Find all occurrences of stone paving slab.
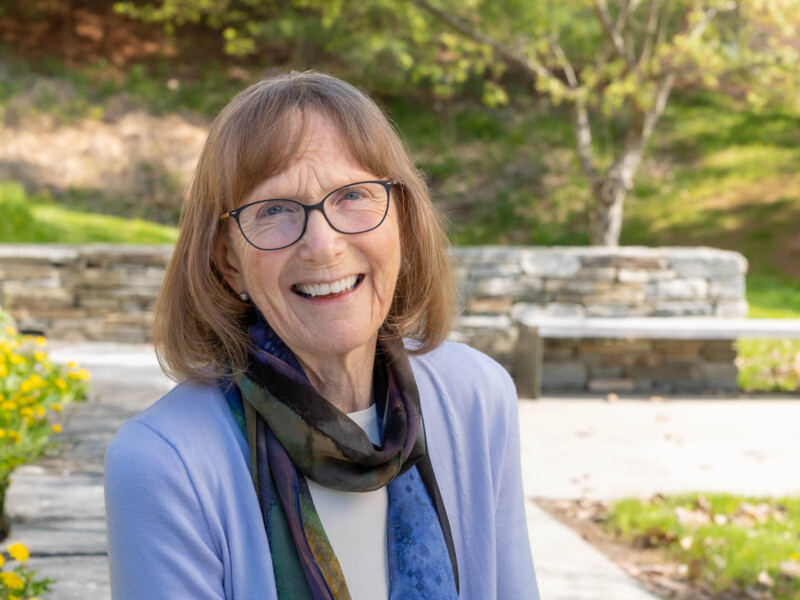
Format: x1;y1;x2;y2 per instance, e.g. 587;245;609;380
518;395;800;500
527;501;658;599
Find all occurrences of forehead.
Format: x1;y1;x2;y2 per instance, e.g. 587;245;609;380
245;114;376;202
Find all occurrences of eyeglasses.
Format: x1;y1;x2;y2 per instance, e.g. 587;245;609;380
220;180;394;251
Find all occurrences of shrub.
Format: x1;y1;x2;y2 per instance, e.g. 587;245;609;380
0;325;89;540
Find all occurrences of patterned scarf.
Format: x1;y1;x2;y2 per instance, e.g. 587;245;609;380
225;317;459;599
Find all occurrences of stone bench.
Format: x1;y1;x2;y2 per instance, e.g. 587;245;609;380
513;309;800;397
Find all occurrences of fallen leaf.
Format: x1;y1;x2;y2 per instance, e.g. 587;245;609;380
780;561;800;579
757;571;774;588
676;506;712;526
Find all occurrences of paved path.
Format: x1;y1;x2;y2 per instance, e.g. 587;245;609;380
6;342;799;599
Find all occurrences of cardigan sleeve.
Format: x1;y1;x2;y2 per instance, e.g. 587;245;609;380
104;421;226;600
493;370;541;600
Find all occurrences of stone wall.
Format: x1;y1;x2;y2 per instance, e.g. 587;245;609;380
449;246;748;393
0;245;170;343
0;244;749;392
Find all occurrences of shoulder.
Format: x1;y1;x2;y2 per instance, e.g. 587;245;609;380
409;340;516;408
408;341;518;441
104;382;247;484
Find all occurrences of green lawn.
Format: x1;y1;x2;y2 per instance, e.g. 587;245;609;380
0;181;176;244
607;493;800;599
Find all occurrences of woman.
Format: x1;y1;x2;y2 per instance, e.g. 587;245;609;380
104;72;539;600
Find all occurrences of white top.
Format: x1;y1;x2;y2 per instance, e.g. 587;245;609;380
306;405;389;600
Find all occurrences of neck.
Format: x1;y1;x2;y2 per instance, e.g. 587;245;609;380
293;344;376;414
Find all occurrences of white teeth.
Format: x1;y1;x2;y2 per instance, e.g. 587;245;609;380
296;275;358;297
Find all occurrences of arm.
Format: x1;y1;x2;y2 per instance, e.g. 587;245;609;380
104;422;226;599
494;372;541;600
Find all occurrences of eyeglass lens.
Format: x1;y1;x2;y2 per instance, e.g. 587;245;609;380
236;181;389;250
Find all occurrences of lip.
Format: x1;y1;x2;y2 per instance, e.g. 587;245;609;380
291;274;364;300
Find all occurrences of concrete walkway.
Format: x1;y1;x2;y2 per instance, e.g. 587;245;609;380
6;342;799;599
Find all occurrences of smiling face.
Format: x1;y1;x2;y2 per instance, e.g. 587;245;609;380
214;114;401;364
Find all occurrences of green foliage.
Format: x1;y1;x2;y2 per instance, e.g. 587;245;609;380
607;493;800;599
0;326;89;481
0;181;177;244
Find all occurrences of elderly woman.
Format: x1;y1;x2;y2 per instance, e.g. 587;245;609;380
104;72;538;600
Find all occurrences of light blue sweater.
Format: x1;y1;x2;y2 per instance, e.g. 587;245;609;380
104;342;540;599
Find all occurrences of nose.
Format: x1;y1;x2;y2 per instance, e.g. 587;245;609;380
297;207;346;261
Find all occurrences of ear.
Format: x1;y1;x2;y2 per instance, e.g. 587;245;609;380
213;227;246;295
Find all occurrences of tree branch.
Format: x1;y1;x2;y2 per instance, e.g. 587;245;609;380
407;0;556;85
573;101;600;192
594;0;635;70
637;0;663;71
551;39;579;88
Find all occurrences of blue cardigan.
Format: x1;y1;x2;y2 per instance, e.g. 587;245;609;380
104;342;540;599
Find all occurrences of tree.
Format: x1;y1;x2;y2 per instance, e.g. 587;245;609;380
116;0;800;245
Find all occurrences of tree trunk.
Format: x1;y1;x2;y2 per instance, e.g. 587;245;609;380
590;174;628;246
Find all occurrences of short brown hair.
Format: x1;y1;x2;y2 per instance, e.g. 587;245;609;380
154;71;456;384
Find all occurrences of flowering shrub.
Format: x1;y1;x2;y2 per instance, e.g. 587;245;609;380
0;541;53;599
0;325;89;540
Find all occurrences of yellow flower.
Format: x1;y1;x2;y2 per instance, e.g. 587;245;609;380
33;350;47;363
0;364;7;377
3;326;17;337
19;407;34;418
68;368;90;381
0;552;4;567
792;553;799;561
51;402;63;413
8;354;24;365
54;378;67;390
23;416;34;427
0;429;5;438
66;360;78;370
7;431;21;443
52;424;63;434
34;336;47;347
1;401;18;412
34;405;45;418
19;375;43;394
7;542;29;562
0;571;24;589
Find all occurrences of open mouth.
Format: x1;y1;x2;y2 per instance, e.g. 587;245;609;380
292;274;363;299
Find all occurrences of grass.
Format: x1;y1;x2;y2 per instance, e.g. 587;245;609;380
0;181;176;244
607;493;800;599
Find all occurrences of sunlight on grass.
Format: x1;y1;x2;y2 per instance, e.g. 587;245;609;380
0;181;177;244
607;493;800;599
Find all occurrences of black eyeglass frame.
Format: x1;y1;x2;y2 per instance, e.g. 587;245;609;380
219;179;394;251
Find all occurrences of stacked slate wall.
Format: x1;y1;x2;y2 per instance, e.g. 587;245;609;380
450;246;748;393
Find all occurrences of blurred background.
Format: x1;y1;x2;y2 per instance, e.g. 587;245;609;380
0;0;798;392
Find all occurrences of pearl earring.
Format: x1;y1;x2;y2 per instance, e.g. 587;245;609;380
239;292;250;302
